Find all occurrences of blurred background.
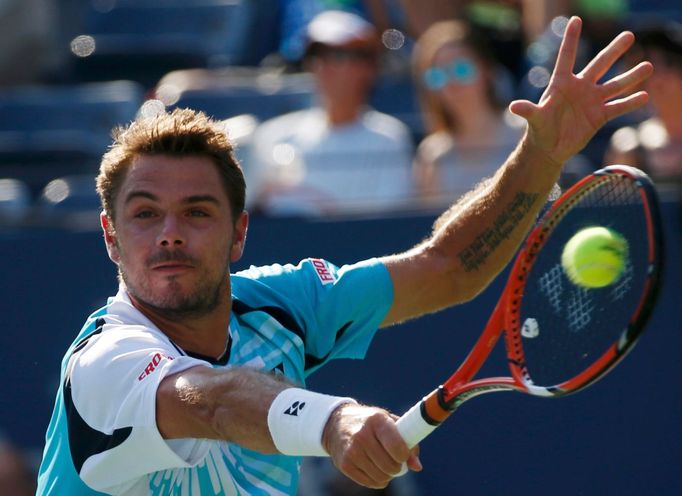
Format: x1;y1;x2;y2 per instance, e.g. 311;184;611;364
0;1;680;495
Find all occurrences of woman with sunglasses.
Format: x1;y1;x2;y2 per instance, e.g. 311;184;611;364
412;19;525;208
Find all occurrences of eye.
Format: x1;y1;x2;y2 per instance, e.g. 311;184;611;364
188;209;209;217
134;209;156;219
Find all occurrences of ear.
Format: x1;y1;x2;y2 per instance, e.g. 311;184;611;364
101;212;120;264
230;211;249;263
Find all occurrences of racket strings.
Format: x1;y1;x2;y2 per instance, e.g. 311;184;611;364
513;174;651;389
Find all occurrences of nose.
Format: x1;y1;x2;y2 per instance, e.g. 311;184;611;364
157;215;185;247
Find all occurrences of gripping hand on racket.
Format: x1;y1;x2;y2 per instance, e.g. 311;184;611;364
510;16;653;166
322;403;422;489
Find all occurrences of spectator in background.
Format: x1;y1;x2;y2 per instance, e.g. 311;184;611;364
249;10;414;216
277;0;393;65
411;19;525;208
0;437;36;496
605;21;682;184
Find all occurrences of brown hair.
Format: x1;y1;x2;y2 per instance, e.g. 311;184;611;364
97;108;245;224
412;20;500;134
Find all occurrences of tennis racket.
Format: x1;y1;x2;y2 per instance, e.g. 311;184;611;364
396;164;664;459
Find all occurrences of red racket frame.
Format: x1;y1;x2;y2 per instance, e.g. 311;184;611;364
410;165;664;430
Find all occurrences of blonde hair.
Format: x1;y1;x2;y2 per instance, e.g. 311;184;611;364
412;20;500;134
97;108;245;223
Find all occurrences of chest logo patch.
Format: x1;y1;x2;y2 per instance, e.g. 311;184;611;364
311;258;335;285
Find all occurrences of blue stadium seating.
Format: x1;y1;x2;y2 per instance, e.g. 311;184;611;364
0;80;144;193
0;178;32;223
69;0;264;87
158;66;425;140
370;72;425;142
39;174;99;211
157;68;316;122
36;174;101;229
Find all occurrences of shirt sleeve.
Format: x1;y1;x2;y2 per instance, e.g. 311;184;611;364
236;258;394;374
65;325;212;494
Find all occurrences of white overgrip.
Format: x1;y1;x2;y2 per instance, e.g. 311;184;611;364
395;400;438;448
394;400;439;476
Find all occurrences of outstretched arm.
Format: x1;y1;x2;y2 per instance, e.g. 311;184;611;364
157;366;420;489
381;17;653;326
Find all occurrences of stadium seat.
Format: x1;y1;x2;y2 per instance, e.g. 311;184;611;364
39;174;99;211
370;72;425;143
69;0;259;87
0;80;144;194
155;67;316;122
0;178;32;223
35;174;101;228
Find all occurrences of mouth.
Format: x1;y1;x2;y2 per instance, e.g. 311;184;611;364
151;263;194;273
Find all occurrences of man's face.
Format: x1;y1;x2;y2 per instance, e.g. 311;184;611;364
644;48;682;114
311;44;378;99
102;154;247;318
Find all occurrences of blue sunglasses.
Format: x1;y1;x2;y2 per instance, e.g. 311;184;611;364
423;58;478;90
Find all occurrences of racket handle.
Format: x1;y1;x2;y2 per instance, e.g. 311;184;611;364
395;387;456;477
394;398;440;477
395;400;438;449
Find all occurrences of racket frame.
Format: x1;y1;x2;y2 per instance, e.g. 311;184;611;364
396;165;664;449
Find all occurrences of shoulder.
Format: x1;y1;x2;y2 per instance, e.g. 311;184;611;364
232;258;389;305
416;131;454;165
361;108;412;142
253;108;320;141
68;322;177;384
67;294;184;382
233;259;338;297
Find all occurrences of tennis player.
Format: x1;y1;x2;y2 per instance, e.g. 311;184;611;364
37;17;651;495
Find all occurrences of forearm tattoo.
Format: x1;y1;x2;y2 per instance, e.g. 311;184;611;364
458;191;539;272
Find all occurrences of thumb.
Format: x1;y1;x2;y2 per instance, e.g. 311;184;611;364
509;99;537;121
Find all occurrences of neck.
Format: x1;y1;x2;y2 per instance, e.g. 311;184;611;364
657;106;682;139
129;292;232;360
454;106;500;142
322;94;364;127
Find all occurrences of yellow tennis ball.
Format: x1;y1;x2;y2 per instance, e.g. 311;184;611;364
561;226;628;288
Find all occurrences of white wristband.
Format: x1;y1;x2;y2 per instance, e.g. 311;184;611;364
267;388;356;457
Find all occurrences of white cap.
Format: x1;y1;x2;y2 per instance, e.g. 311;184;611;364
306;10;378;48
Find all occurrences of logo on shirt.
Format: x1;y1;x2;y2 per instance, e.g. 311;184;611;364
137;352;174;381
311;259;335;285
284;400;306;416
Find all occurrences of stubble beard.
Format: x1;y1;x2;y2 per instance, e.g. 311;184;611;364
119;257;231;320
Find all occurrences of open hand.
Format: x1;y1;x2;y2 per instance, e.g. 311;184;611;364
510;16;653;165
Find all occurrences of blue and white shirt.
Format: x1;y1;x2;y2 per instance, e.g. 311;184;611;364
37;258;393;495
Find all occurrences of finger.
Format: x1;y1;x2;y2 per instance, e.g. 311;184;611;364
600;61;653;100
553;16;582;77
364;430;404;476
604;91;649;121
343;461;384;489
509;99;538;121
580;31;635;82
336;440;391;489
406;445;423;472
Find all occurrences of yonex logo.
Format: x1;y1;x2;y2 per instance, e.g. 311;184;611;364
284;401;306;416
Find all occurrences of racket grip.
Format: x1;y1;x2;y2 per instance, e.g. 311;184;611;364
395;400;438;449
394;399;439;477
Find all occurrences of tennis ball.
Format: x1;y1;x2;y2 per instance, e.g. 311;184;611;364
561;226;628;288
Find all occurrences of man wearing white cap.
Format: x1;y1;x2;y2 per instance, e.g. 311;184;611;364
250;10;415;216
